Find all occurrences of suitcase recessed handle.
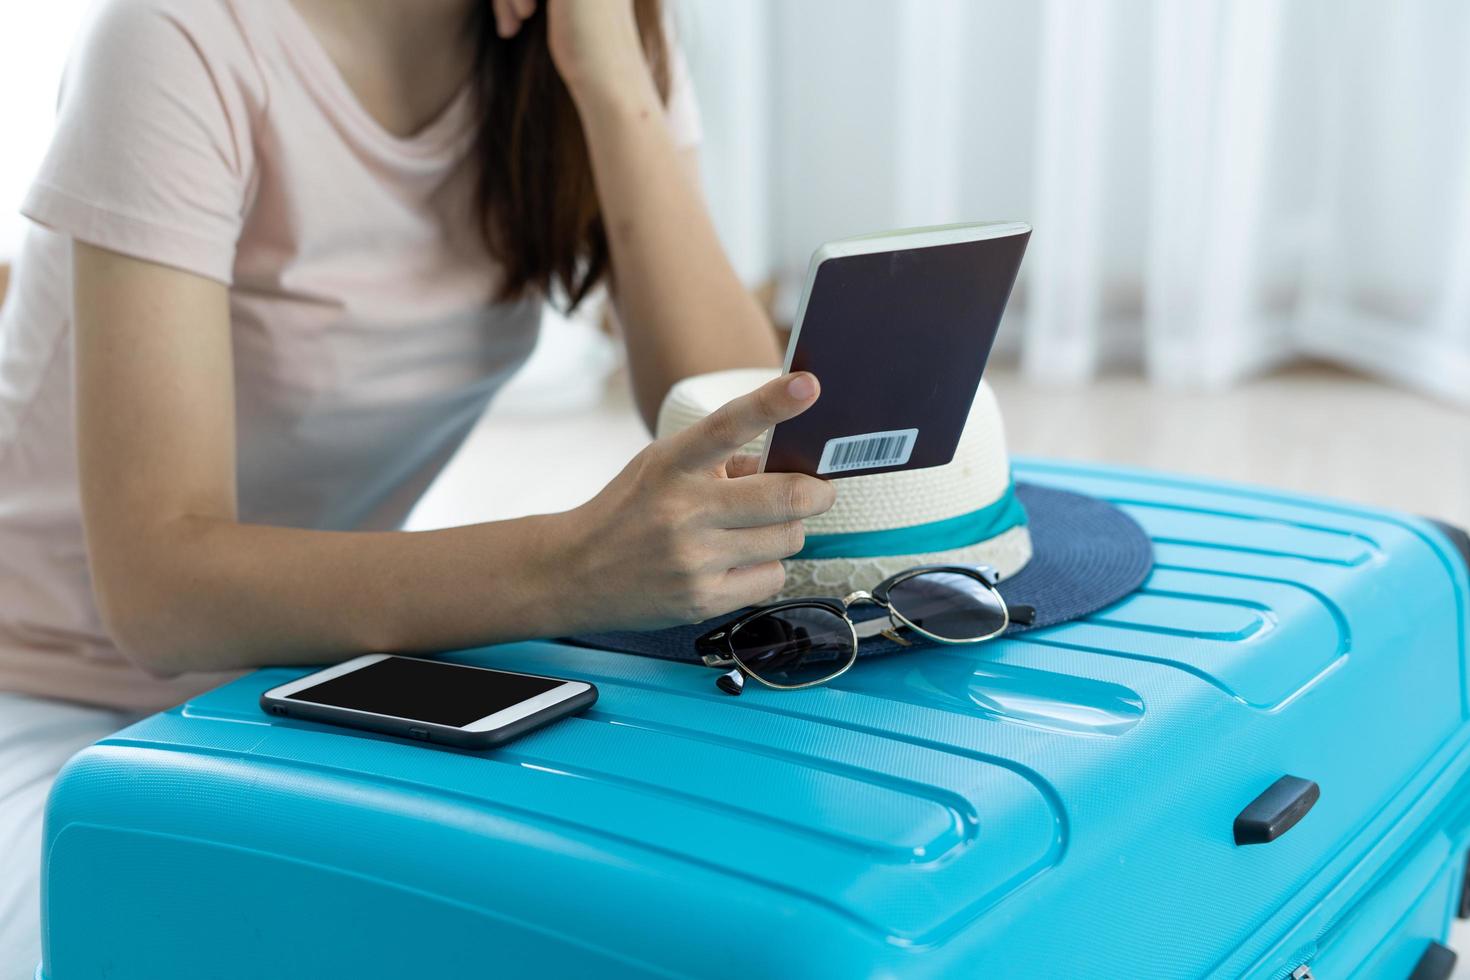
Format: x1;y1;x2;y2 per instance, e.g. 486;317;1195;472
1234;776;1319;845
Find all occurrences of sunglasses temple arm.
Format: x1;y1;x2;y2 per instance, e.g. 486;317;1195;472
715;668;745;696
1007;603;1037;626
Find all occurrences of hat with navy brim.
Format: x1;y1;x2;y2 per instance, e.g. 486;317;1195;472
566;369;1152;663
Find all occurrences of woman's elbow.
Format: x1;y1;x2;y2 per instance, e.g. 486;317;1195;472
91;574;194;679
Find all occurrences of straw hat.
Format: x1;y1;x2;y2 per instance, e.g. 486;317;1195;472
567;368;1152;660
657;367;1033;600
627;366;1154;644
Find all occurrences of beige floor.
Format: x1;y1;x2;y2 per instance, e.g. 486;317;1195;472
411;361;1470;531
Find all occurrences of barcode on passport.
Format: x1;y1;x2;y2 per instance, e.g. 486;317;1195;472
816;428;919;475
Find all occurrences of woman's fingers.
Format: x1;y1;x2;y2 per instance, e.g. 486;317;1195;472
718;561;788;611
669;373;820;474
724;453;762;479
719;521;809;568
566;372;825;630
717;472;836;528
492;0;537;38
492;0;516;37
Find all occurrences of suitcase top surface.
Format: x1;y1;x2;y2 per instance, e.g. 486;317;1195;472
44;459;1470;979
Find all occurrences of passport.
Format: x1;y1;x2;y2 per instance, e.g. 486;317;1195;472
760;222;1031;479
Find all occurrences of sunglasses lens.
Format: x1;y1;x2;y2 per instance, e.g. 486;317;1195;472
887;570;1008;640
729;604;855;689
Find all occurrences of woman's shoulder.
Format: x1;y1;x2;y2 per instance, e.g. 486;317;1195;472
60;0;268;142
24;0;267;283
77;0;264;95
86;0;247;36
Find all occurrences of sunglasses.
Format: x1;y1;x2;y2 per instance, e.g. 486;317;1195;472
695;564;1035;695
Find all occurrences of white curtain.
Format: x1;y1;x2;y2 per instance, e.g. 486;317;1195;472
679;0;1470;405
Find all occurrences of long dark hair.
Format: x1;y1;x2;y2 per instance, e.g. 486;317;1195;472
468;2;670;311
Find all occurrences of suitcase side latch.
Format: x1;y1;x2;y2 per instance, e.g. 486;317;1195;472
1234;775;1320;846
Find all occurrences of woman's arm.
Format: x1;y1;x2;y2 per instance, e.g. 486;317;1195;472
592;120;777;431
518;0;783;429
74;243;832;677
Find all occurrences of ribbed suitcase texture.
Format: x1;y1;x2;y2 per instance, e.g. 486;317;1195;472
38;460;1470;979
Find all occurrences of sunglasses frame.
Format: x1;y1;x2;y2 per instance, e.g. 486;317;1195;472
695;564;1011;692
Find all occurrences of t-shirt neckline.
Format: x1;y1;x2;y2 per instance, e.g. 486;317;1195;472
268;0;476;161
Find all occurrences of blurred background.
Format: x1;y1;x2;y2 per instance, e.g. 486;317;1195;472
681;0;1470;399
2;2;1469;964
1;0;1466;533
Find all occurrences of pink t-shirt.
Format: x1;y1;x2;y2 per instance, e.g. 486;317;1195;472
0;0;701;712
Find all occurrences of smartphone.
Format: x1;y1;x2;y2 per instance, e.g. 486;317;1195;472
761;221;1030;478
259;654;597;749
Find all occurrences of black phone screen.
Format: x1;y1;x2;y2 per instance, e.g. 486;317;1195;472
284;657;563;728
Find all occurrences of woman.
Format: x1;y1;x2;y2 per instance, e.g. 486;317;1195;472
0;0;835;970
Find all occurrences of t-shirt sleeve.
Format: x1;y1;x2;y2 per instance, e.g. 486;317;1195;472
663;31;704;150
21;0;255;285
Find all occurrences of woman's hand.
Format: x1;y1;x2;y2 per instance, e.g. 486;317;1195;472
490;0;653;102
553;373;838;632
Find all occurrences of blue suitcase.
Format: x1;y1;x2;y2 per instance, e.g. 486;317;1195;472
37;460;1470;979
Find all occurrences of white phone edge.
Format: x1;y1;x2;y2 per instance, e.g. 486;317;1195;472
260;653;593;734
757;220;1032;475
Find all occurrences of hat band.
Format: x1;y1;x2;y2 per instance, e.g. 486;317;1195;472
792;481;1028;560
